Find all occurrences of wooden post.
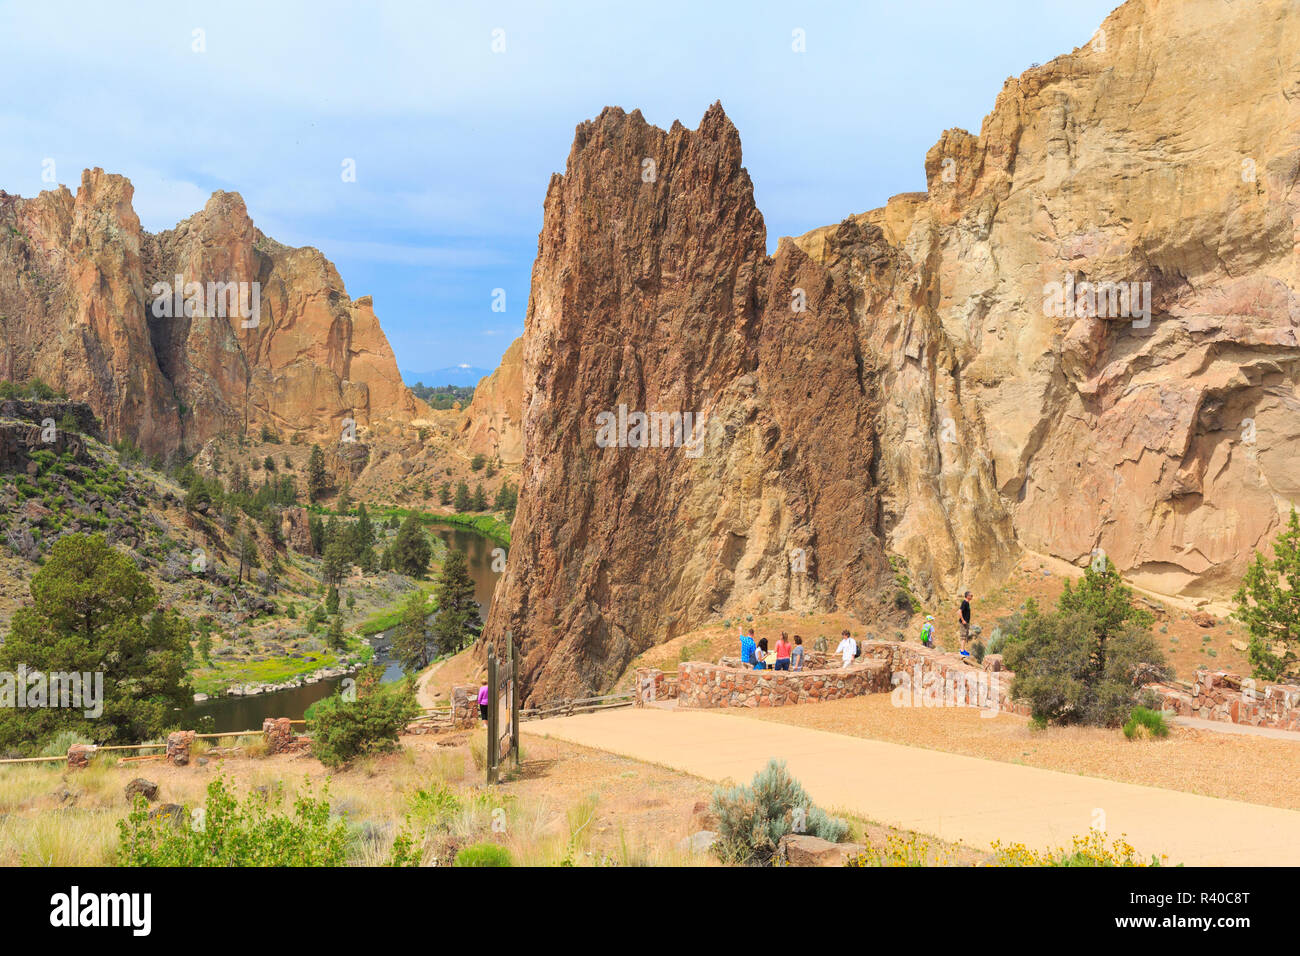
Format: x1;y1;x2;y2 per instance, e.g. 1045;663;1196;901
509;631;520;769
486;642;499;785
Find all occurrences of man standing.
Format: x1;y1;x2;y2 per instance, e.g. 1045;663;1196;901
739;627;757;668
835;629;857;668
958;591;973;658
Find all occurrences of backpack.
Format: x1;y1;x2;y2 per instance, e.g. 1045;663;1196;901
853;639;861;658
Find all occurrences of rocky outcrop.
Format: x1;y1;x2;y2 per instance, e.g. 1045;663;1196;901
459;335;523;463
485;104;898;703
790;0;1300;600
488;0;1300;700
0;172;418;459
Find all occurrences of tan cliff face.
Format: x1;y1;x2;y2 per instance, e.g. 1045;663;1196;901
484;104;898;704
459;335;524;464
485;0;1300;700
0;171;417;457
795;0;1300;601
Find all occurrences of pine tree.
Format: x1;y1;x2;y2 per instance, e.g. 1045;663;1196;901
307;444;329;502
391;590;433;672
390;515;432;578
322;539;349;588
431;549;482;656
237;527;260;584
471;483;488;511
1234;507;1300;680
439;481;452;505
453;480;471;512
263;509;283;548
355;503;375;552
308;513;325;555
327;614;347;650
0;535;192;751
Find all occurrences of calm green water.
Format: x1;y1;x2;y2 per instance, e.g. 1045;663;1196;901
179;525;501;733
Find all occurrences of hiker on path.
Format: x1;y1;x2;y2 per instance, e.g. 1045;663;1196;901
478;683;490;724
958;591;973;658
754;637;770;670
920;615;936;648
835;629;857;668
791;635;805;671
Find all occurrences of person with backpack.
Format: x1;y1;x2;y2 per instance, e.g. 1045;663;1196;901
920;615;936;648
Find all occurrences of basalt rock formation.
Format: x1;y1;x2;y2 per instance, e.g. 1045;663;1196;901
0;170;417;458
490;0;1300;700
485;103;898;703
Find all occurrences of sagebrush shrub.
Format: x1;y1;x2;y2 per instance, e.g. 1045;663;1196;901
710;759;848;866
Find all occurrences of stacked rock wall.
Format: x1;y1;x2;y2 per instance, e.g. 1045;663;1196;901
1146;670;1300;731
676;660;890;709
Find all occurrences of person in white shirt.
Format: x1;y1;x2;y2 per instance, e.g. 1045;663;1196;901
835;629;857;668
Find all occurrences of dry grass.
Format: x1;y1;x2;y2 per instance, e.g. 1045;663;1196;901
416;646;485;708
0;732;723;867
734;693;1300;810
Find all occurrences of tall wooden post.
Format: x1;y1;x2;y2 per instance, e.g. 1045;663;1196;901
486;642;498;785
509;631;520;768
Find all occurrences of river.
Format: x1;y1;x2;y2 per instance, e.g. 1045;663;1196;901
180;524;501;733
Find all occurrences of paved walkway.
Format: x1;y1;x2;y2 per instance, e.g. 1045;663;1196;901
1172;715;1300;741
524;707;1300;865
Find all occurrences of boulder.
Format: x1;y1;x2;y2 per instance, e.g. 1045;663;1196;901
676;831;718;855
777;833;866;867
124;778;159;804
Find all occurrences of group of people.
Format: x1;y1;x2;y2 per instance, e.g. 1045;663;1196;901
737;591;976;671
739;629;806;671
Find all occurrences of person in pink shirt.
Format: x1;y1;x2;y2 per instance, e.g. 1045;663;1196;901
477;683;490;723
774;632;792;671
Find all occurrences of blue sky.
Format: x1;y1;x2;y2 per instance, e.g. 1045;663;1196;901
0;0;1118;378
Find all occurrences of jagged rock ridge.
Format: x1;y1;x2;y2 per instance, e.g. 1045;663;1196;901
0;170;417;458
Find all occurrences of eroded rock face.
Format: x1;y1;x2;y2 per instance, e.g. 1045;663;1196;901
0;173;417;458
459;335;523;464
488;0;1300;700
485;104;897;703
794;0;1300;600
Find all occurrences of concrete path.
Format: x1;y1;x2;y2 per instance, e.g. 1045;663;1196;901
1172;715;1300;741
524;707;1300;865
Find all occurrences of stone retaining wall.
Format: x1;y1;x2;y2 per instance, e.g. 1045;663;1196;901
451;685;480;728
676;660;891;708
858;640;1023;715
1145;669;1300;731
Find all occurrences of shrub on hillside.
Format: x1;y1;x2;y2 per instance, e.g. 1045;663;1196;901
710;759;848;866
1122;706;1170;740
454;842;513;867
307;678;420;768
118;778;348;866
